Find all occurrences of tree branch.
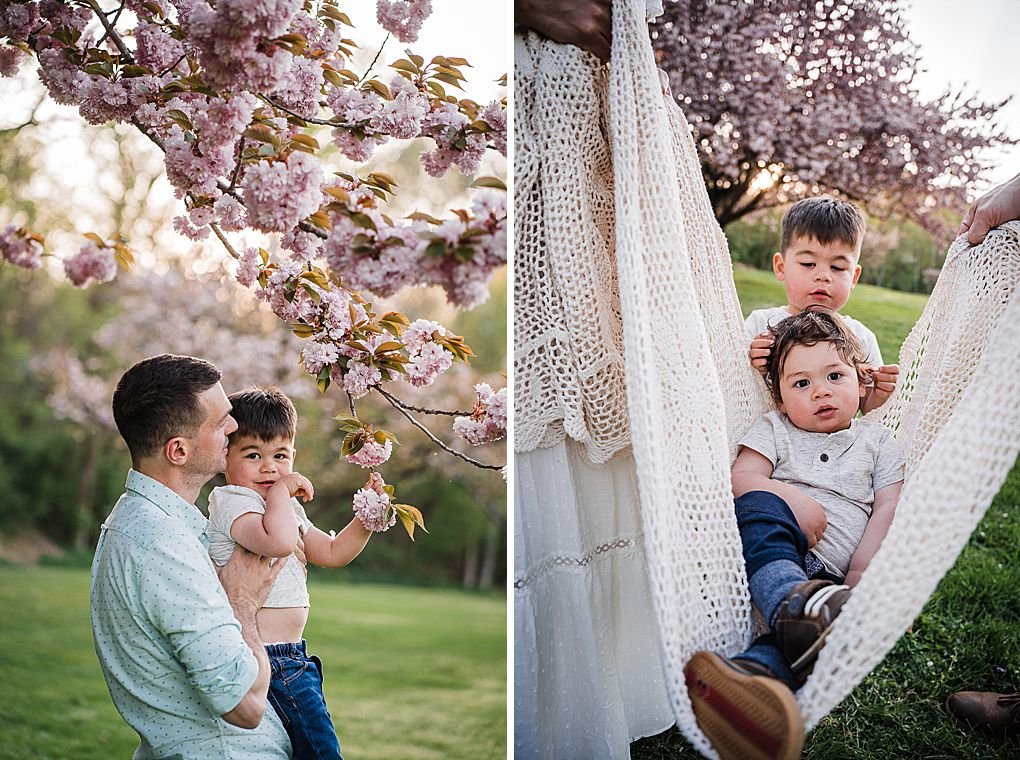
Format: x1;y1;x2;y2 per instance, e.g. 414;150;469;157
374;386;502;471
373;387;469;417
358;35;390;85
84;0;135;64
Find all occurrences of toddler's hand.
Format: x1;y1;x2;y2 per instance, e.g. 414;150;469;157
364;472;387;497
861;364;899;414
749;332;773;376
272;472;315;502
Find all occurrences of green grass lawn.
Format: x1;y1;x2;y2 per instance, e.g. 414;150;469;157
632;266;1020;759
0;569;506;760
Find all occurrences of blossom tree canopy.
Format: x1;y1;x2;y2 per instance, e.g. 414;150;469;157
651;0;1015;233
0;0;507;536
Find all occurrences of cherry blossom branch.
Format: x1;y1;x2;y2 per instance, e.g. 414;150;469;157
83;0;135;64
358;34;391;85
373;388;468;417
374;386;502;470
209;223;240;260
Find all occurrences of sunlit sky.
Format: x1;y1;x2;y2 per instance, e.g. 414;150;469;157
902;0;1020;194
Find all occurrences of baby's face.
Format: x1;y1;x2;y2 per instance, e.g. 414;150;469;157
774;235;862;313
778;342;865;433
224;434;296;498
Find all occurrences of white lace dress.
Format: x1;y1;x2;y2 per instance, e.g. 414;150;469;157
513;2;674;758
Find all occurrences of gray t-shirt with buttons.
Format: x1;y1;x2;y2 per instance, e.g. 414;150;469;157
739;410;904;576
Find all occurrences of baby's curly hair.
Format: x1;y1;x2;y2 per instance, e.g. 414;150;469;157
764;306;868;406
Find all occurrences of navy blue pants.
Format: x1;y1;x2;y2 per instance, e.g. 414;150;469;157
266;641;342;760
732;491;843;689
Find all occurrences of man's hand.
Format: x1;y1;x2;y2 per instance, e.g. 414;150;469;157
218;546;288;614
749;332;774;376
861;364;899;414
959;172;1020;246
515;0;612;61
270;472;314;502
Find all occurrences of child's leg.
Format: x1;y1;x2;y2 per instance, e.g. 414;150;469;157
266;641;342;760
734;491;811;626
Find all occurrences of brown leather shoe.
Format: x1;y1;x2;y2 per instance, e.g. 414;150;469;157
946;690;1020;739
684;650;804;760
773;580;851;684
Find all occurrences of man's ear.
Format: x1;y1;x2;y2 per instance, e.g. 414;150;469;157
164;437;189;467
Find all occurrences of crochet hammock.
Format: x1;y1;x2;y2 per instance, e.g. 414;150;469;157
514;0;1020;755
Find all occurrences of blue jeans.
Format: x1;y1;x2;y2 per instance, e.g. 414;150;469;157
266;641;342;760
732;491;843;690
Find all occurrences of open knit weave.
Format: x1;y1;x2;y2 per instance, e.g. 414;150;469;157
514;0;1020;755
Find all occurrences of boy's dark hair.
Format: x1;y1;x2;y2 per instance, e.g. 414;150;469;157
780;196;866;255
227;386;297;443
764;306;867;406
112;354;222;463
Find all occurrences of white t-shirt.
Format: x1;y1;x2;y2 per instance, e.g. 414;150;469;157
739;410;904;576
206;485;314;608
744;306;884;367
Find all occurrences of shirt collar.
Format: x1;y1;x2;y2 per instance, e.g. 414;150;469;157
125;469;208;539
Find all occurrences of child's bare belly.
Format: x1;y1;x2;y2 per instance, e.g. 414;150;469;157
257;606;309;643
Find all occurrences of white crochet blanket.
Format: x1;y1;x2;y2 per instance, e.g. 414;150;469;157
515;0;1020;754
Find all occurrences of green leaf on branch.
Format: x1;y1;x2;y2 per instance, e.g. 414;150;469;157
364;80;392;100
121;64;153;78
289;321;318;338
432;72;464;91
391;59;420;75
113;243;135;271
349;212;378;231
394;503;428;541
374;429;399;445
290;133;320;152
406;211;442;225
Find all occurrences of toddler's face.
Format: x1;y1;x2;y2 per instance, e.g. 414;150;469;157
773;235;862;313
224;434;296;498
778;341;865;433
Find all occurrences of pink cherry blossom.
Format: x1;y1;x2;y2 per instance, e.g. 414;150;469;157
345;437;393;468
352;486;395;532
235;247;262;287
375;0;432;44
243;152;323;233
0;226;44;269
339;361;382;398
453;383;507;445
301;341;340;376
64;242;117;287
405;342;452;388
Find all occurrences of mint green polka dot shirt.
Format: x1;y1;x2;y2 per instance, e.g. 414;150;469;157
90;470;291;758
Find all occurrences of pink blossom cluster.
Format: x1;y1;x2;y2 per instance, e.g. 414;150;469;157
403;319;453;387
345;436;393;468
235;246;262;287
419;102;487;178
453;383;507;445
271;55;322;117
135;20;187;74
352;486;396;532
301;340;340;376
422;193;508;307
323;211;423;297
0;225;43;270
375;0;432;44
243;152;323;233
64;241;117;287
187;0;297;91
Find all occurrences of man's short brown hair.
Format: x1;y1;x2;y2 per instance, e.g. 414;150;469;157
112;354;222;463
764;306;868;406
780;196;866;255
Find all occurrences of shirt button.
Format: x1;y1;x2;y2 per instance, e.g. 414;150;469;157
820;453;829;462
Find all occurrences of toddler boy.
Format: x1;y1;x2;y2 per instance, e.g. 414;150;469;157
206;386;380;760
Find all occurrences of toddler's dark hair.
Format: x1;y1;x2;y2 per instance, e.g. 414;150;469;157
227;386;297;443
765;306;868;406
780;196;866;255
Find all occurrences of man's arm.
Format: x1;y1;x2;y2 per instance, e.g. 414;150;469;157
959;172;1020;245
217;547;288;728
844;480;902;587
732;446;828;547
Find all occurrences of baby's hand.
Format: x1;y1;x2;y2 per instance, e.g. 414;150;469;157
749;332;773;376
364;472;387;497
272;472;315;502
861;364;899;414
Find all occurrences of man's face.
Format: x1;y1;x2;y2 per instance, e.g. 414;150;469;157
774;235;862;313
184;383;237;480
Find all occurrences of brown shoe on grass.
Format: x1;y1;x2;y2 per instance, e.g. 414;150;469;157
773;580;851;684
946;691;1020;740
684;650;804;760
